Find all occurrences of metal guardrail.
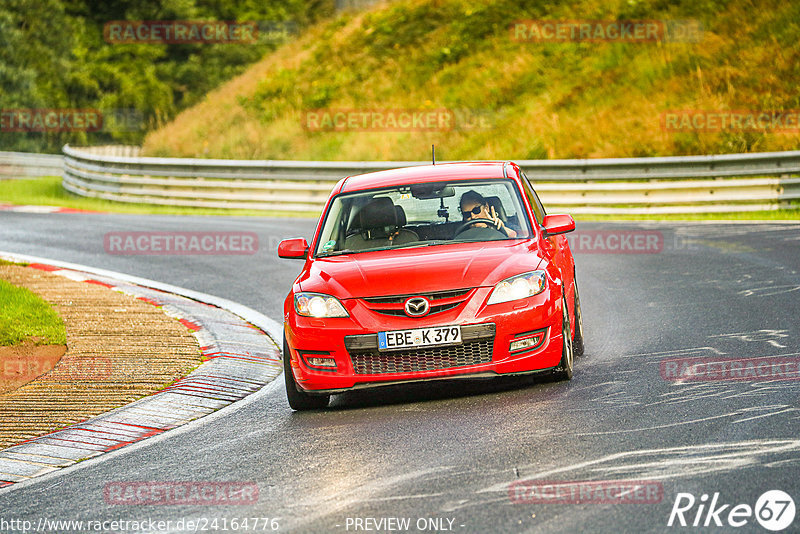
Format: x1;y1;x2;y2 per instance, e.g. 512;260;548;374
69;145;142;158
62;145;800;214
0;151;64;178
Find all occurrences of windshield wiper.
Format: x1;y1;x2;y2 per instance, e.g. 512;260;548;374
317;249;355;257
391;240;451;249
318;241;448;256
449;237;517;244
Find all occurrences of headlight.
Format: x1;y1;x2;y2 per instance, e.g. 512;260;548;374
294;292;349;318
487;270;547;305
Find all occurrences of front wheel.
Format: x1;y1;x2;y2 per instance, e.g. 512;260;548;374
283;338;330;410
552;296;574;381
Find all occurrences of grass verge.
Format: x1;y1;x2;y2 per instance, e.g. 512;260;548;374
0;274;66;346
0;177;321;218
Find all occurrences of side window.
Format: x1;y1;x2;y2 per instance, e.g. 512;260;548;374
520;171;546;225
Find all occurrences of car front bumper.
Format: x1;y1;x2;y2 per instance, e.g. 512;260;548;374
284;286;564;394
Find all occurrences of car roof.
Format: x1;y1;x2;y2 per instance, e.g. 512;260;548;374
340;161;517;192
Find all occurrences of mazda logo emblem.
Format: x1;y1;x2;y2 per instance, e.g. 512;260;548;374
404;297;430;317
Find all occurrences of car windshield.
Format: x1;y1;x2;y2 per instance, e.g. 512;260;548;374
314;179;532;256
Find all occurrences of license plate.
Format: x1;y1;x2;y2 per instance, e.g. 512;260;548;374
378;326;462;352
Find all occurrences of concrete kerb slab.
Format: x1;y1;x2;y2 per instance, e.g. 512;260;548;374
0;251;284;489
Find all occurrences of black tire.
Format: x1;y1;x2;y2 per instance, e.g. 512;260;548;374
572;279;585;357
283;338;330;410
552;295;574;381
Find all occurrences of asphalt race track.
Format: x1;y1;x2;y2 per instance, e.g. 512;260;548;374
1;212;799;533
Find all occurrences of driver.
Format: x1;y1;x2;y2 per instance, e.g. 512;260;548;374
459;191;517;238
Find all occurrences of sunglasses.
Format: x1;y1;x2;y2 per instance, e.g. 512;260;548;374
461;204;485;219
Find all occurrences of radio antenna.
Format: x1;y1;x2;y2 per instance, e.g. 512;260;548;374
432;144;436;165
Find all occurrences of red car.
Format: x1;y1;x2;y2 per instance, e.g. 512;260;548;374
278;161;583;410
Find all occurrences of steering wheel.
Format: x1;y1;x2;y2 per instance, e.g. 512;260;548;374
453;218;503;237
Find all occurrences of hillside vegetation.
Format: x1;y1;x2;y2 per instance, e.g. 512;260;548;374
142;0;800;161
0;0;331;153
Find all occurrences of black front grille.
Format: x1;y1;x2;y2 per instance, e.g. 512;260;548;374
362;288;471;304
350;339;494;375
361;288;473;317
371;302;463;317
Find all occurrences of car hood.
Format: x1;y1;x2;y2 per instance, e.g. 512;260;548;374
298;241;544;299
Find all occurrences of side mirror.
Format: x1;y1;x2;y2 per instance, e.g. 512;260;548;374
542;214;575;237
277;238;309;259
